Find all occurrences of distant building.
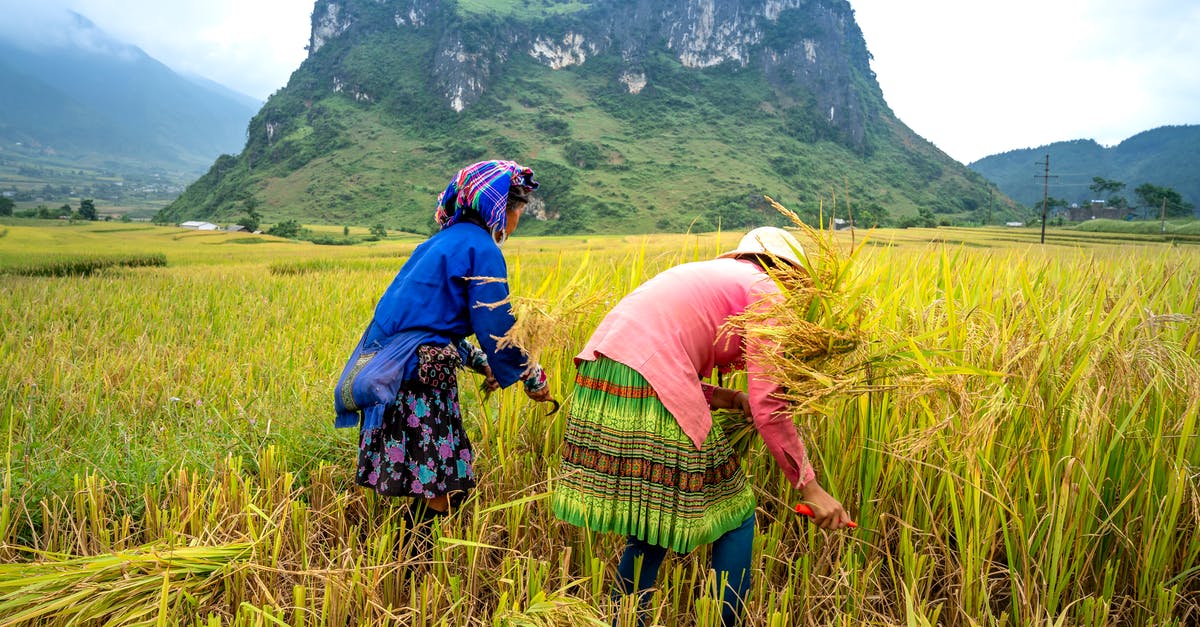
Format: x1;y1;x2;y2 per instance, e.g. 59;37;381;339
1005;221;1025;227
180;221;219;230
1069;200;1123;222
225;224;247;232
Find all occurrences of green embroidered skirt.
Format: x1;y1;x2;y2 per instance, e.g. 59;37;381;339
552;357;756;553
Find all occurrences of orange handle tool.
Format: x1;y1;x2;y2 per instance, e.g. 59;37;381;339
794;503;858;528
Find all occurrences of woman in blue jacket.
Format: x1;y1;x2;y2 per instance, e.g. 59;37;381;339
334;160;552;530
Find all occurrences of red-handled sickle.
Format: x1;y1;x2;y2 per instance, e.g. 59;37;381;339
794;503;858;528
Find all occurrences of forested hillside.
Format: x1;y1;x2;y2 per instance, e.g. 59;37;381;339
970;125;1200;217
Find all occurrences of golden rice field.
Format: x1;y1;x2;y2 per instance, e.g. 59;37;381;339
1;219;1198;626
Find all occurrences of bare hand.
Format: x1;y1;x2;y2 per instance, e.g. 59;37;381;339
525;386;553;403
732;390;752;422
481;366;500;392
799;481;852;530
712;388;753;422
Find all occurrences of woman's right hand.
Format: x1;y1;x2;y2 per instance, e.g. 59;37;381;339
525;385;553;403
798;481;852;530
522;363;551;402
481;366;500;392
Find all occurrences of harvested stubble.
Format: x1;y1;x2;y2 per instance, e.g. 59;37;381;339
0;450;605;626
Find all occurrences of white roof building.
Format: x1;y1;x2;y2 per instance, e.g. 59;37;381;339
180;221;219;230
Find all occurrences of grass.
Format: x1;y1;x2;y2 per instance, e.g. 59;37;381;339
1;219;1198;624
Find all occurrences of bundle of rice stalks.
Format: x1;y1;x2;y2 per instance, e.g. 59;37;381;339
491;589;607;627
730;197;875;415
0;542;251;625
475;253;605;371
733;197;979;418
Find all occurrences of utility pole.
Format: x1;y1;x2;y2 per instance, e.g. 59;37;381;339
1034;154;1058;244
1160;197;1168;234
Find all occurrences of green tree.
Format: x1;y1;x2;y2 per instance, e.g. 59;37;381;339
237;198;261;231
78;199;97;221
1045;196;1069;213
1088;177;1128;209
0;196;13;217
343;225;350;237
898;206;937;229
370;223;388;238
1088;176;1125;196
267;219;304;239
855;202;890;228
237;215;260;232
1134;183;1193;218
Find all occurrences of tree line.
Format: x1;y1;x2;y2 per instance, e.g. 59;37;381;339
1042;177;1194;219
1;198;99;221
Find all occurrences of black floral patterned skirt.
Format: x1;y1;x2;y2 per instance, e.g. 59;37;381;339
356;344;477;499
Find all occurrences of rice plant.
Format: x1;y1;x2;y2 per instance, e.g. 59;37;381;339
1;219;1197;625
3;253;166;277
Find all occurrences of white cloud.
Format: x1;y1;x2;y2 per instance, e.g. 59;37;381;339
852;0;1200;162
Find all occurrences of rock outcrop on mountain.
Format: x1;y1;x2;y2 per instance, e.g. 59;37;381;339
162;0;1009;232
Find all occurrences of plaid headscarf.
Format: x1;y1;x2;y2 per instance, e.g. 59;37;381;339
434;160;539;233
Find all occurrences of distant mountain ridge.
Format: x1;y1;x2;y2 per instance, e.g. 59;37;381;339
0;11;260;175
160;0;1014;233
969;125;1200;216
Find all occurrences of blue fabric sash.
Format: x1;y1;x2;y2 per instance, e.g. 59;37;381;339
333;324;428;431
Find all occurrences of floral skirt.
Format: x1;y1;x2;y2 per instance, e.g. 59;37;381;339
356;344;476;499
551;357;755;554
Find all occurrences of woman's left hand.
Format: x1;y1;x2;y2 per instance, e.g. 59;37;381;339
732;390;752;421
713;388;752;421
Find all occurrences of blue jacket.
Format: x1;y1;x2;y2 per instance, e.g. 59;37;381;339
334;222;529;429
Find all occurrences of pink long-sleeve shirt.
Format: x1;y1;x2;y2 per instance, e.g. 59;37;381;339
575;258;816;489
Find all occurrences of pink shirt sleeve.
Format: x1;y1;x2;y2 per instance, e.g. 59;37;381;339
744;284;816;489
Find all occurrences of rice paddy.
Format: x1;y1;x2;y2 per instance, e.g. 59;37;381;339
1;219;1198;625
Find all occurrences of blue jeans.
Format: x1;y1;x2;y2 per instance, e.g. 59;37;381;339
614;512;755;627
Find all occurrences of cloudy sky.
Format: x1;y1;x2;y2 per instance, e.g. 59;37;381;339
0;0;312;101
852;0;1200;162
2;0;1197;164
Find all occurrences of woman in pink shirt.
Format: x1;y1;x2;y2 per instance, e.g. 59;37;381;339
552;227;851;626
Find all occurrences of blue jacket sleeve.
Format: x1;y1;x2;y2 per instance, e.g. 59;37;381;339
456;338;489;375
464;249;531;388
